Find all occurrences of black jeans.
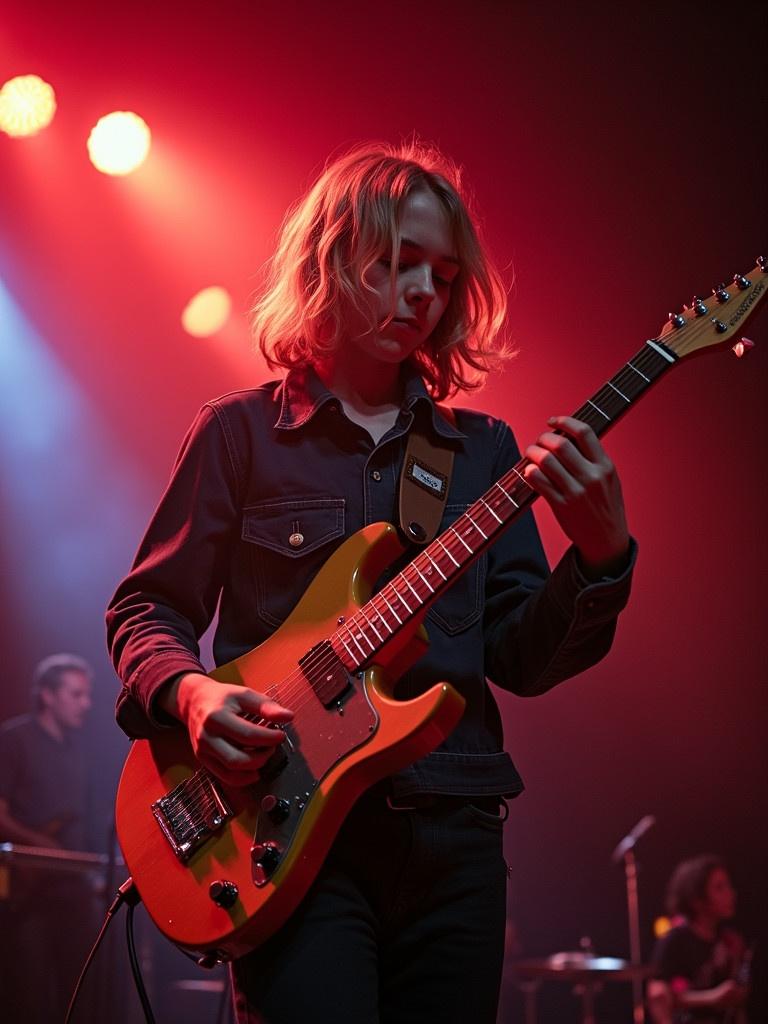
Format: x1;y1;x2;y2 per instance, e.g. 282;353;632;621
231;785;508;1024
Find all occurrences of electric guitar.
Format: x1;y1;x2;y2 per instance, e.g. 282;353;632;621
115;260;766;962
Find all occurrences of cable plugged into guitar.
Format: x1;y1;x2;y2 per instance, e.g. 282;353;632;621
65;876;159;1024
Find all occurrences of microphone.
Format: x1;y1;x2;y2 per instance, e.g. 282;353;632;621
611;815;655;863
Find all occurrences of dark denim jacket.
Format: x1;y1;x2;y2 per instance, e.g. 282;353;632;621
106;368;635;797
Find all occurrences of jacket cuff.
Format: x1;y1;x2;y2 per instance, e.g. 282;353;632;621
548;537;638;623
117;652;207;738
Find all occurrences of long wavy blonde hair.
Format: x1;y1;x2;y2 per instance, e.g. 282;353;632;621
251;141;511;400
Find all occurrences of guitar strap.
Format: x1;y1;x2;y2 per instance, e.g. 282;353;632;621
398;405;457;545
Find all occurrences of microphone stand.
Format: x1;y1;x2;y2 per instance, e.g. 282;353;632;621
612;815;654;1024
623;846;644;1024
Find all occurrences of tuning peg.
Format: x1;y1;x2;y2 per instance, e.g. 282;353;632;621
668;312;686;329
732;337;755;358
733;273;751;290
713;284;730;303
692;296;708;317
757;256;766;272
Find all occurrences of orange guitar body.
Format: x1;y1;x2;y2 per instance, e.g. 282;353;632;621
115;521;465;960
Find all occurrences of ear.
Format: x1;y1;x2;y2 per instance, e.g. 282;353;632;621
39;685;56;711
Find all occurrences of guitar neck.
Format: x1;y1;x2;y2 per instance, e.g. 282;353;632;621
331;338;678;671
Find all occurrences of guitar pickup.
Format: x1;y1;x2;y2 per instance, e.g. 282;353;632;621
152;772;233;862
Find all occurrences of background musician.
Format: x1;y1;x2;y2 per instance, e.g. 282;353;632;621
0;653;95;1022
647;854;750;1024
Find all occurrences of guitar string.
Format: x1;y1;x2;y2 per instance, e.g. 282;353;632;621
166;341;677;816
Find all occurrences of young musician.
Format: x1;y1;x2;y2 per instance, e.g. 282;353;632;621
107;142;635;1022
648;855;750;1024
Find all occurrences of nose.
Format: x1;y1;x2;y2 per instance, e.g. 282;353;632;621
406;265;436;305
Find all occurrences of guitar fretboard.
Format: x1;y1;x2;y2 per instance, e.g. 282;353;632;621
330;339;677;671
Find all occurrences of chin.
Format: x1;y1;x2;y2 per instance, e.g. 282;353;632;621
376;340;418;361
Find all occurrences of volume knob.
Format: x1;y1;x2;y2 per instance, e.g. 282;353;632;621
209;879;239;908
260;794;291;823
251;842;282;885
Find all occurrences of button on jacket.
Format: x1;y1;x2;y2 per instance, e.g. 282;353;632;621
107;367;635;798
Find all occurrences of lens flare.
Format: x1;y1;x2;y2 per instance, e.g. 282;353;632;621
87;111;151;176
181;287;233;337
0;74;57;137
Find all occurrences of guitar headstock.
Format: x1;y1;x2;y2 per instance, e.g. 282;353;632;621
657;258;766;359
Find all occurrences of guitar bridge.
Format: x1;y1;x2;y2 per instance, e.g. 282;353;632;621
152;772;233;862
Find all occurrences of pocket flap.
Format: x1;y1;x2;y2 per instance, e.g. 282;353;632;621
242;498;345;558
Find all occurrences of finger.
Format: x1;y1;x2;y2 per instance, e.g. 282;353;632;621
198;736;272;786
524;443;581;495
546;416;606;462
257;699;295;722
212;713;289;746
530;432;592;480
523;461;569;505
237;689;294;721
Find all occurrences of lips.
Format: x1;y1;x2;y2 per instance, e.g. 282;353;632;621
391;317;421;331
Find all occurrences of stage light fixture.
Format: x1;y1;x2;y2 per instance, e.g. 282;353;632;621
87;111;151;175
181;287;233;337
0;74;57;137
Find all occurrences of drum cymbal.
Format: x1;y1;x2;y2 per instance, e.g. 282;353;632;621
511;955;651;983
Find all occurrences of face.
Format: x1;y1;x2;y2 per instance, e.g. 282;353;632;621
699;867;736;921
43;670;92;731
352;188;460;364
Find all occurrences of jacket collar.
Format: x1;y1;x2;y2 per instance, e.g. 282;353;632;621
274;365;466;440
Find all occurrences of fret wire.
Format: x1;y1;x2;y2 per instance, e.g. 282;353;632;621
480;496;502;524
626;360;651;383
612;363;643;389
494;480;519;509
357;604;384;642
345;625;370;659
368;593;394;633
451;526;473;554
338;635;356;664
606;380;630;403
380;591;402;626
424;550;447;581
401;569;422;603
586;398;611;421
389;582;412;615
466;511;488;540
435;536;460;567
413;562;435;594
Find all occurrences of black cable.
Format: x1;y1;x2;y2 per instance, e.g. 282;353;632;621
126;899;157;1024
65;877;139;1024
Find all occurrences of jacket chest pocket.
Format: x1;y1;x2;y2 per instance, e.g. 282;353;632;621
426;503;486;635
241;498;345;629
